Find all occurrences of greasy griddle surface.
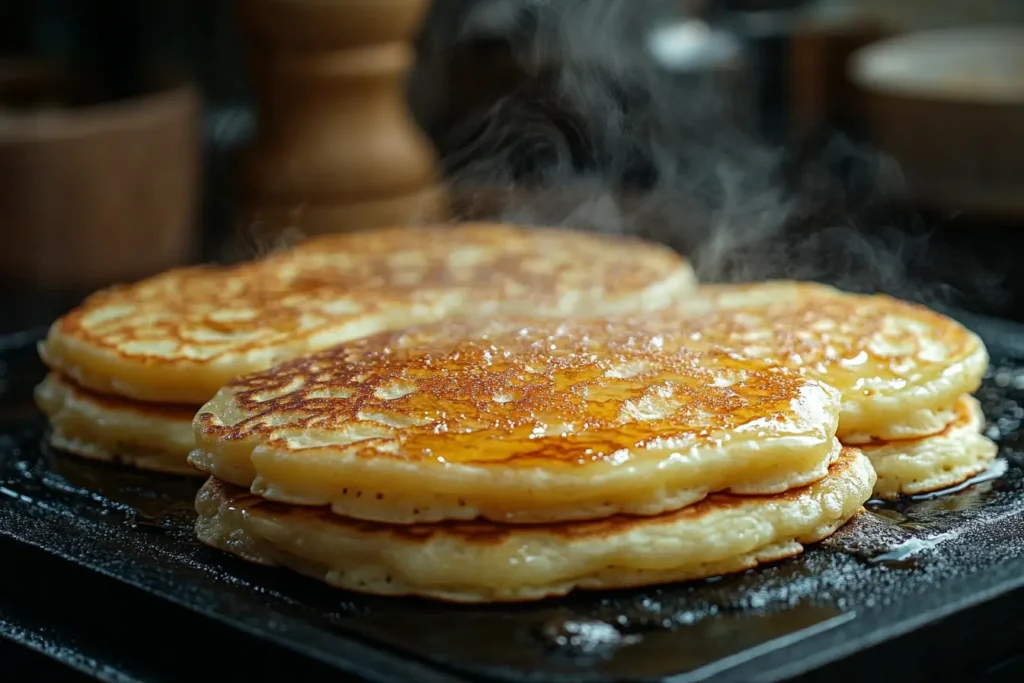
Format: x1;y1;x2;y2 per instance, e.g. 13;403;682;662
2;331;1024;682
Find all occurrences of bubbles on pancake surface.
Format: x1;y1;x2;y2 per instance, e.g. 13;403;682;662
202;316;827;470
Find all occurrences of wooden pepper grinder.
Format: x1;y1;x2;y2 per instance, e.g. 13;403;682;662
234;0;447;241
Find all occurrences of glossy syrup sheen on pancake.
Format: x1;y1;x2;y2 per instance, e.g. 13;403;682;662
194;448;875;602
668;281;989;440
39;224;697;405
191;316;842;524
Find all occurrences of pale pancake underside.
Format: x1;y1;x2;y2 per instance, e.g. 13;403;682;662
34;373;200;477
39;224;698;405
191;317;843;524
861;394;998;499
672;281;990;441
195;449;875;603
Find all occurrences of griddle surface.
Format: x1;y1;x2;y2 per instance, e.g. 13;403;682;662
3;320;1024;682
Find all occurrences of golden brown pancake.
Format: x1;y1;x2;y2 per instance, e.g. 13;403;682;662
194;448;874;602
669;281;989;442
190;316;843;524
34;373;199;477
39;224;697;405
860;394;998;498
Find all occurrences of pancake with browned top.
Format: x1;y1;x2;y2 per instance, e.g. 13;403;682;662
194;448;874;602
190;316;843;524
671;281;989;443
40;223;697;406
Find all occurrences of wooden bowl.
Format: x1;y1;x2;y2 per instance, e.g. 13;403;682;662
849;26;1024;219
0;61;200;291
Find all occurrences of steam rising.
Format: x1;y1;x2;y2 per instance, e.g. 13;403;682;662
413;0;1003;309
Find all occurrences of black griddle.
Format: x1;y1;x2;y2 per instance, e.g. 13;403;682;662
3;314;1024;683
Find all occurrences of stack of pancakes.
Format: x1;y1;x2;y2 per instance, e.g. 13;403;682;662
35;224;697;476
32;224;996;602
190;317;874;602
669;281;995;499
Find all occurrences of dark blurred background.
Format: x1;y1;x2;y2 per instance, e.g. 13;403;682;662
0;0;1022;331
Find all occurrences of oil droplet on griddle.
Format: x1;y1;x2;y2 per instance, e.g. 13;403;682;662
535;617;641;657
